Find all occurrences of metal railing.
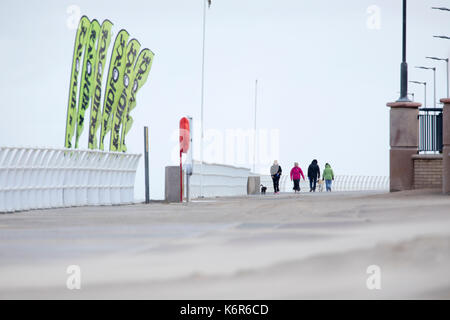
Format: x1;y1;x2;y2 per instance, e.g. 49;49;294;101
260;175;389;193
419;108;443;153
0;147;141;213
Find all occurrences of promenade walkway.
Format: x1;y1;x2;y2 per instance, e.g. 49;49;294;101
1;190;449;299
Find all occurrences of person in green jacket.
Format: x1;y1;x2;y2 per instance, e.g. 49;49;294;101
322;163;334;192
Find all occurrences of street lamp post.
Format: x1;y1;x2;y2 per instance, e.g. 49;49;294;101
410;81;427;108
426;57;450;98
253;79;258;173
431;6;450;98
415;66;436;108
398;0;410;102
199;0;207;198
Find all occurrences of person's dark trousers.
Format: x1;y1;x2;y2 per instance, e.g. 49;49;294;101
309;178;317;191
293;179;300;191
272;176;280;192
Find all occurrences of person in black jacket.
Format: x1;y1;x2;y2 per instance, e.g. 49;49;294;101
307;159;321;192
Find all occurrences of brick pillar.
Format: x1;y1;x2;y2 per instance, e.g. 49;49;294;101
441;98;450;194
386;101;421;192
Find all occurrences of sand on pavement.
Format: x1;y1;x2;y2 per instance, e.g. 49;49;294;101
0;190;449;299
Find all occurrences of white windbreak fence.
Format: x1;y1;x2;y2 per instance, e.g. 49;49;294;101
260;175;389;193
189;161;251;198
0;147;141;213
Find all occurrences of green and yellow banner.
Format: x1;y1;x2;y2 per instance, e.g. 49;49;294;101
99;29;130;151
120;49;154;152
88;20;113;150
109;39;141;152
65;16;154;152
65;16;90;148
75;19;101;149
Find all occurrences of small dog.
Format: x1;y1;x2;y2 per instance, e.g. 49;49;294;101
260;184;267;194
317;179;324;192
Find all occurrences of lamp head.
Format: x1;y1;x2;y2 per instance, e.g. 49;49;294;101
415;66;434;70
434;35;450;40
431;7;450;11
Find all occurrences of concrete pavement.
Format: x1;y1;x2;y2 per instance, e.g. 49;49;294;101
0;190;450;299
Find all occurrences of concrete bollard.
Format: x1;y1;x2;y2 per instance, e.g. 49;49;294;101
165;166;184;202
247;176;261;195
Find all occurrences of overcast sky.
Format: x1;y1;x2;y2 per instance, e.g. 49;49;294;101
1;0;450;200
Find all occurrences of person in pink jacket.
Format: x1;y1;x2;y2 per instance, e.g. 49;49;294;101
290;162;305;193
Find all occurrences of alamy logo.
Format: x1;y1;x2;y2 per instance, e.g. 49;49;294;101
66;5;81;30
66;265;81;290
366;5;381;30
366;265;381;290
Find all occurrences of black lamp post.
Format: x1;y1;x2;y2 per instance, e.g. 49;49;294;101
398;0;410;102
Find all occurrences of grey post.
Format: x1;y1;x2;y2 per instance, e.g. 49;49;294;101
186;116;193;202
253;79;258;173
410;81;426;107
426;56;449;97
144;126;150;204
415;66;436;108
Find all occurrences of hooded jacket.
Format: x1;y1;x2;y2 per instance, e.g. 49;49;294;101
323;164;334;181
307;160;320;180
290;166;305;181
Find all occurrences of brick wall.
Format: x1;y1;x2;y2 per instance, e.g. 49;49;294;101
413;155;443;189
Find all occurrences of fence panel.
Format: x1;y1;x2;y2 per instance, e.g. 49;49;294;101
189;162;251;198
0;147;141;213
419;108;443;153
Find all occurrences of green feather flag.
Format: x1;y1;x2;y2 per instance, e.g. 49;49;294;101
65;16;90;148
120;49;154;152
75;19;101;149
109;39;141;152
87;20;113;150
99;29;130;151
